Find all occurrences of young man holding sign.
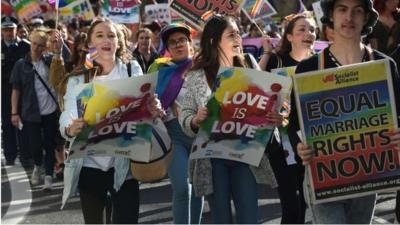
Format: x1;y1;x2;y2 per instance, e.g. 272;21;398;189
288;0;400;223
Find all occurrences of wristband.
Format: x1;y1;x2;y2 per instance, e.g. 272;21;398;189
65;127;74;138
263;50;272;55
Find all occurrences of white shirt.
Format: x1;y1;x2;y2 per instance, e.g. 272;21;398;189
83;61;140;172
32;60;57;115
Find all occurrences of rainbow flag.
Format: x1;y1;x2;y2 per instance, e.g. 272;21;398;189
242;0;277;20
84;47;98;69
200;10;214;22
152;58;192;110
250;0;263;17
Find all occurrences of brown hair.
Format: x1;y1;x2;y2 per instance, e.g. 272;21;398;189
373;0;387;13
190;15;248;88
59;18;128;97
277;12;315;56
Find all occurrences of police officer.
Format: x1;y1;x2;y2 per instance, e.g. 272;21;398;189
2;16;31;166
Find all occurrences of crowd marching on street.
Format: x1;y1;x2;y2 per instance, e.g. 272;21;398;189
2;0;400;224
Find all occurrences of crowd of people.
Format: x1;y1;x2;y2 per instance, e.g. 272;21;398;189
2;0;400;224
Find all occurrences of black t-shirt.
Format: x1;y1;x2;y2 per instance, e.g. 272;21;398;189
264;52;299;72
288;46;400;153
391;45;400;70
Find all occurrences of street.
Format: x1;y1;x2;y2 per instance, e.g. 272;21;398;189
1;157;398;224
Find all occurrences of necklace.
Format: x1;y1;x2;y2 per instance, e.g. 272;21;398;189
328;48;369;67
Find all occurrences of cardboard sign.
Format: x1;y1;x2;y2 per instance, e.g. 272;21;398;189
68;74;157;162
294;59;400;204
190;67;292;166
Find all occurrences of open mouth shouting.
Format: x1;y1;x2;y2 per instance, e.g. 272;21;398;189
101;46;112;52
233;43;241;53
302;39;314;45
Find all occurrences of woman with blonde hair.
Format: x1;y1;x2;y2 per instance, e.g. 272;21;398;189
10;29;58;190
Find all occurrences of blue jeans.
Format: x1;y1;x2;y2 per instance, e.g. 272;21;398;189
207;158;258;224
1;83;30;162
311;194;376;224
166;119;204;224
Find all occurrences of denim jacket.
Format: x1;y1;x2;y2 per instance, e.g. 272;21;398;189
60;59;142;208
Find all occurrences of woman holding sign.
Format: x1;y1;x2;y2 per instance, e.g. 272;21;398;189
259;12;317;224
59;18;162;224
147;23;204;224
288;0;400;223
178;15;280;223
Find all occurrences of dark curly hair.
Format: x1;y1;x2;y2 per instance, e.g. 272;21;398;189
320;0;379;35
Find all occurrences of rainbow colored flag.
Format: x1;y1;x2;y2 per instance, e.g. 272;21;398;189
84;47;98;70
148;57;192;110
242;0;277;20
58;0;94;21
9;0;42;23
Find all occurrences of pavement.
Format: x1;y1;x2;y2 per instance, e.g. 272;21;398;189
1;156;398;224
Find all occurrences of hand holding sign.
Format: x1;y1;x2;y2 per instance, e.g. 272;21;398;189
67;118;87;137
149;93;166;119
296;142;313;165
192;107;208;129
266;111;284;127
261;35;274;54
390;128;400;146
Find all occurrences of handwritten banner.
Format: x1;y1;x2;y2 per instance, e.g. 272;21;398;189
294;59;400;204
10;0;42;23
59;0;95;21
242;37;329;52
145;4;171;24
190;67;292;166
101;0;140;24
312;1;324;32
68;75;157;162
169;0;245;30
242;0;277;20
271;66;297;165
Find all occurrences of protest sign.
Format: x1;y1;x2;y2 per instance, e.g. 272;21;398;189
242;37;329;52
2;0;15;17
145;4;171;24
169;0;244;29
242;0;277;21
190;67;292;166
312;1;324;32
9;0;42;23
271;66;296;77
101;0;140;24
170;10;185;23
293;59;400;204
59;0;95;21
271;66;297;165
68;75;158;162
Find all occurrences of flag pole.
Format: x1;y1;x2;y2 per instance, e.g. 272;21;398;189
241;8;265;35
55;0;60;28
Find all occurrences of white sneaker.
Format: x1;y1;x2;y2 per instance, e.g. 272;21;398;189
31;166;40;185
42;175;53;191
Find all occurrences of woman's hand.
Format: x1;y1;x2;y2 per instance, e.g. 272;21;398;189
11;114;22;128
191;107;208;129
50;30;64;54
297;143;314;165
261;35;273;54
266;111;284;127
390;128;400;146
66;118;86;137
149;93;166;119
